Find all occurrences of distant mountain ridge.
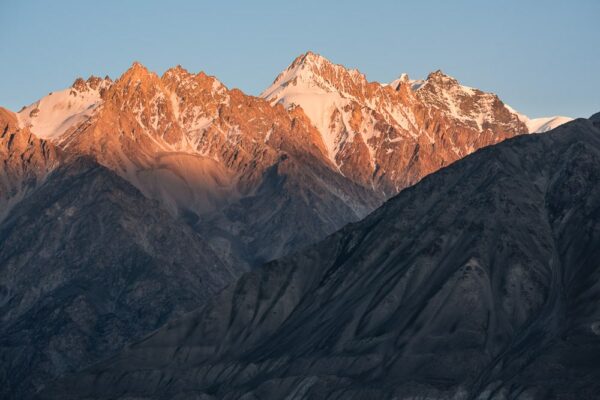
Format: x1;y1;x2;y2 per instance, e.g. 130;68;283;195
262;52;571;194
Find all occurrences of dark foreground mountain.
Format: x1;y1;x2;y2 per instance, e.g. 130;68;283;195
0;157;243;399
40;116;600;399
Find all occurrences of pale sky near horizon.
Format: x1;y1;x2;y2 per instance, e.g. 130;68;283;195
0;0;598;118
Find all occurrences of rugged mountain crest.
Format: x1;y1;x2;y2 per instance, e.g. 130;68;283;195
410;69;527;132
263;52;543;195
265;51;371;100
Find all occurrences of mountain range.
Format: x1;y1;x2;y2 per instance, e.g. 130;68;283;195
0;52;576;399
3;53;571;266
39;113;600;400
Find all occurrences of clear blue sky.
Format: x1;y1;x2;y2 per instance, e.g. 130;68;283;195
1;0;598;117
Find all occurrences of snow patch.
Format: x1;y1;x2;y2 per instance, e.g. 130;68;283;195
17;82;108;140
504;104;572;133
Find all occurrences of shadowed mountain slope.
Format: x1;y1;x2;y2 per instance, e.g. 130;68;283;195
0;157;242;399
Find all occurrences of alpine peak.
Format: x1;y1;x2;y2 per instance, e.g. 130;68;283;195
425;69;460;85
292;50;330;68
388;73;411;90
162;64;191;79
129;60;148;71
260;53;572;195
118;61;156;83
263;52;366;99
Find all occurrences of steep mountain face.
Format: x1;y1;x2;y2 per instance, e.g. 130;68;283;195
42;117;600;399
262;52;571;195
0;107;60;220
0;157;242;399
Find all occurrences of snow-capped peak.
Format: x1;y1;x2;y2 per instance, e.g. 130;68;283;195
504;104;572;133
388;73;410;90
262;51;366;99
17;76;111;140
261;52;372;164
388;73;426;91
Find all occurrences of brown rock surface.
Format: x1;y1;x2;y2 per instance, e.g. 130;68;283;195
0;107;60;220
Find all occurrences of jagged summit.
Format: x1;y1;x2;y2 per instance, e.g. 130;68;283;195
426;68;453;80
116;61;160;86
162;67;227;93
162;64;191;79
286;50;343;73
388;73;425;91
290;50;324;66
129;60;149;71
421;69;477;95
390;69;460;91
70;76;112;96
262;51;367;99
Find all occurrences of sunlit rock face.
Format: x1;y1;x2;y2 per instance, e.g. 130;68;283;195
40;116;600;399
263;52;569;196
